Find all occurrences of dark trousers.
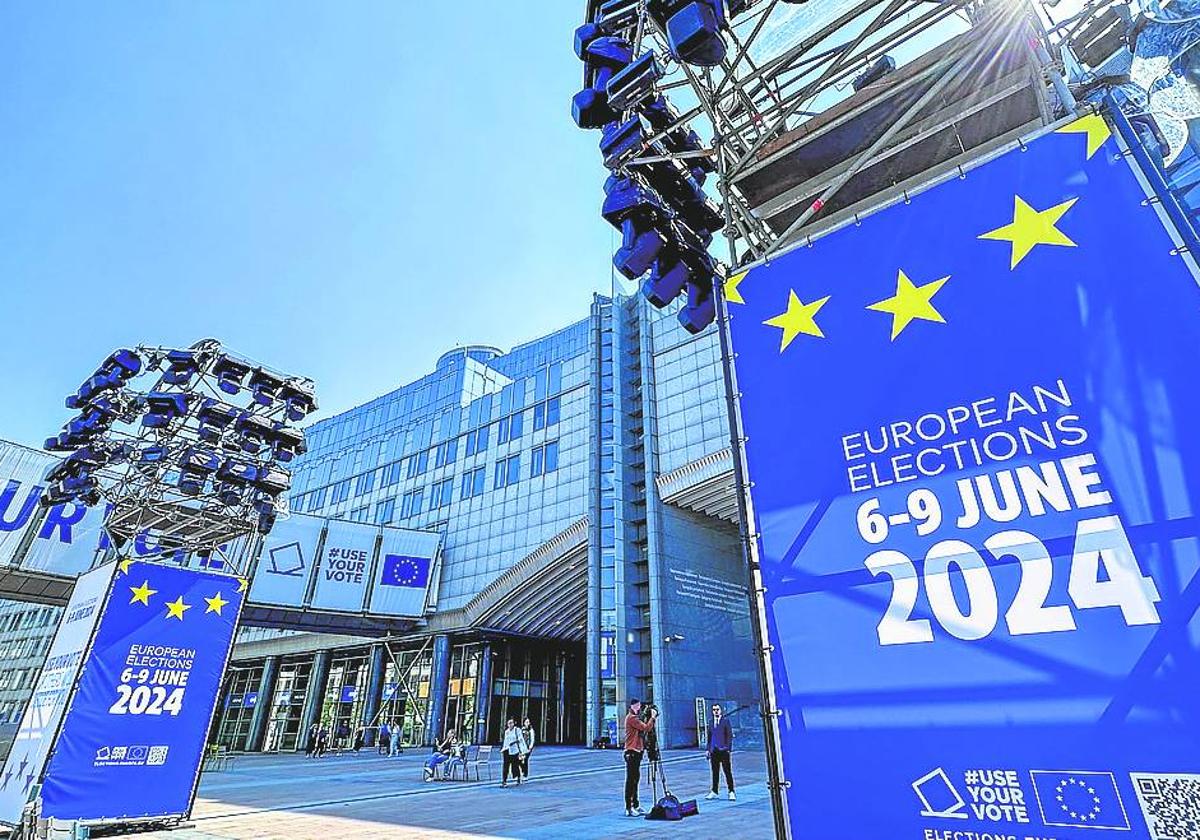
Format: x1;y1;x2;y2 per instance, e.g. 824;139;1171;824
710;749;734;793
502;751;521;784
520;751;531;777
624;749;643;809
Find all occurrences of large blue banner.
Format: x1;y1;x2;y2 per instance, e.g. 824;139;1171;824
728;115;1200;838
40;560;243;820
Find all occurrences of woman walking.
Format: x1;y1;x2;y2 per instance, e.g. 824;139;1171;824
500;719;528;787
520;718;536;780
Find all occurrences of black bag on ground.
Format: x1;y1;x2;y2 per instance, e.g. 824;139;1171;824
646;793;683;821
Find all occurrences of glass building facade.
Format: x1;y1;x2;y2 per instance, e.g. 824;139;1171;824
212;290;762;752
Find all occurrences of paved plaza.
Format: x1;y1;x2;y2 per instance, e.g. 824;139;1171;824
138;746;773;840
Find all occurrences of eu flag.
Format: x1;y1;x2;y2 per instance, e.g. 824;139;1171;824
380;554;430;588
1030;770;1130;829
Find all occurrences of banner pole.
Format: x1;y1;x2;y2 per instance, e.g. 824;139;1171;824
714;137;791;839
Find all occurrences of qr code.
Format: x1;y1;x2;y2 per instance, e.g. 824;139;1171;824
1131;773;1200;840
146;746;169;766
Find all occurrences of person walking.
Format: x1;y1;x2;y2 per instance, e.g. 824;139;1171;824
519;718;536;780
315;723;329;759
500;719;528;787
705;703;736;801
389;719;402;756
304;722;318;758
622;698;657;817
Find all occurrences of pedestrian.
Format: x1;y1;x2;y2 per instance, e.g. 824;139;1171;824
705;703;736;801
335;721;350;753
305;722;318;758
315;723;329;759
500;719;527;787
378;721;391;755
353;725;365;752
520;717;536;779
622;698;657;816
389;720;402;756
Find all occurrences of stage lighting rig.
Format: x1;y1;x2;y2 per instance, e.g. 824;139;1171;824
40;338;317;575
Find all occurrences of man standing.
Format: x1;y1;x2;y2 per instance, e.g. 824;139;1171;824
705;703;735;801
623;698;657;817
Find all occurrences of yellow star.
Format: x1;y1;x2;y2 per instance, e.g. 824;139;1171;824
1056;113;1111;159
725;270;748;305
204;591;229;616
118;558;134;576
867;270;950;340
165;596;192;621
236;577;248;593
979;195;1078;269
129;580;157;606
762;291;830;351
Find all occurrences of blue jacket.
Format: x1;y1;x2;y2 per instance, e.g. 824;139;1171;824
708;718;733;752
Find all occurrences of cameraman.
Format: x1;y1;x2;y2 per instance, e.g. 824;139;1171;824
623;698;657;817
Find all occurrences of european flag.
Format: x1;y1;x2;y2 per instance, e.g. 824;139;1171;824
1030;770;1130;830
380;554;430;588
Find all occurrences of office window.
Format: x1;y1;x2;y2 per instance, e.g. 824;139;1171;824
351;506;369;523
465;424;490;457
435;438;458;468
532;441;559;477
375;498;396;525
382;461;404;488
498;411;524;444
406;450;429;479
433;478;453;508
307;487;327;512
533;397;560;431
460;467;486;500
354;471;375;497
332;480;351;505
401;487;425;518
493;454;521;490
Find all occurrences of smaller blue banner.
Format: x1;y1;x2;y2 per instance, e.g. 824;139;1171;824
339;685;357;704
41;561;243;821
1030;771;1130;830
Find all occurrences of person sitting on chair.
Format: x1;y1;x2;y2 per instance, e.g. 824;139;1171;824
424;730;458;781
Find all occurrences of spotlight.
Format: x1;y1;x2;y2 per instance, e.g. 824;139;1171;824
143;392;192;429
252;465;291;496
197;398;239;445
178;447;220;496
248;369;284;407
852;55;896;92
600;115;650;170
234;412;274;454
136;445;169;472
666;2;728;67
598;0;641;32
279;380;317;421
573;31;634;130
212;355;251;395
606;51;664;112
614;218;668;279
678;275;716;334
162;350;201;386
642;254;691;307
270;424;307;463
251;494;277;534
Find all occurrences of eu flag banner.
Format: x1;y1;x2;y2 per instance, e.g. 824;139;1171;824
40;560;244;821
727;115;1200;838
381;554;430;588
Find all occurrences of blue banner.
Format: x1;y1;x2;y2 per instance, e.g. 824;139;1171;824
40;560;243;821
728;116;1200;838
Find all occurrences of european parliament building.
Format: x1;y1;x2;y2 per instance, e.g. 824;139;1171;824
216;292;761;754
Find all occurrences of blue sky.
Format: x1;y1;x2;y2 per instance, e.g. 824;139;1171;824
0;2;613;448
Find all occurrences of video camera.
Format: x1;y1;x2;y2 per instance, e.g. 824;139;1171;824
639;703;661;763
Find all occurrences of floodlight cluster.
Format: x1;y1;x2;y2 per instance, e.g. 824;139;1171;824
43;339;316;547
573;1;805;332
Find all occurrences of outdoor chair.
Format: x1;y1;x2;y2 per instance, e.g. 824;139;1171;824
465;744;493;781
447;744;475;780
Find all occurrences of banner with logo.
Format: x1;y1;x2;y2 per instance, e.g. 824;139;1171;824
246;514;322;606
0;563;111;825
367;527;439;616
39;561;243;821
310;520;378;612
728;117;1200;838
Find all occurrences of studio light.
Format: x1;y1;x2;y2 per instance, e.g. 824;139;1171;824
213;355;251;395
197;398;238;445
162;350;201;386
666;2;728;67
143;392;191;429
178;447;219;496
248;369;284;407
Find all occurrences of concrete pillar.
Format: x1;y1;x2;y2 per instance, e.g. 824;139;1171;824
474;642;493;745
245;656;279;752
299;650;331;751
426;634;452;747
360;644;386;746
